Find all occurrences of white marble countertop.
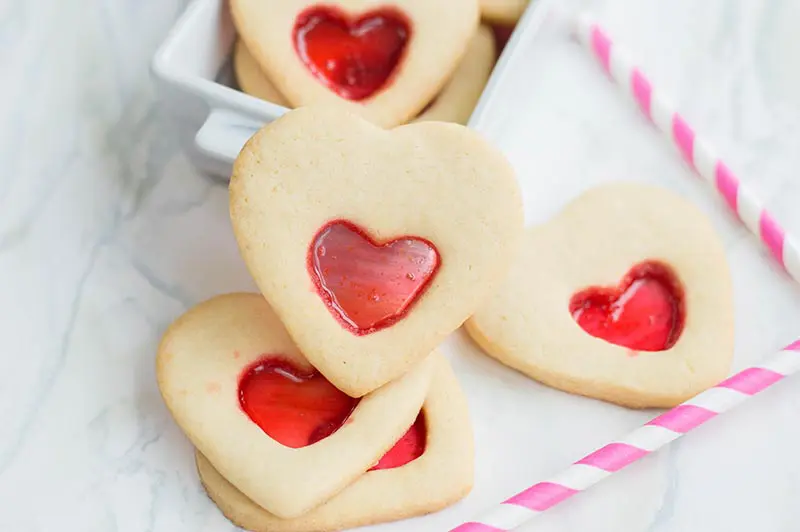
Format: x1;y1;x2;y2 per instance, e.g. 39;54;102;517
2;0;800;531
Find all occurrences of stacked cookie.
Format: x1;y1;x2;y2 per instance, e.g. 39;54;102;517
157;105;524;530
229;0;529;127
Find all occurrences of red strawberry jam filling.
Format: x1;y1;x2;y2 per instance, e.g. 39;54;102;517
309;220;440;335
239;357;426;468
569;261;685;352
293;6;411;101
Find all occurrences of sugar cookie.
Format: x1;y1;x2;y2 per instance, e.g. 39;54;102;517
234;24;497;126
233;40;289;107
413;25;497;125
466;183;734;408
230;0;480;127
230;106;523;398
480;0;528;25
196;354;473;531
156;293;436;518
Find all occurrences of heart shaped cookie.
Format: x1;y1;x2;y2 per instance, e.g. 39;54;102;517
230;106;523;397
465;182;734;408
196;354;473;531
480;0;529;25
234;25;497;126
156;293;435;518
230;0;480;126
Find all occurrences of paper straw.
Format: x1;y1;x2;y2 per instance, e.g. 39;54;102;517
571;15;800;284
451;341;800;531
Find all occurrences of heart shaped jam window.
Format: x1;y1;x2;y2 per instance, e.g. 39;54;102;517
370;412;426;471
569;261;685;352
309;221;440;335
239;358;357;448
239;358;425;468
293;6;411;101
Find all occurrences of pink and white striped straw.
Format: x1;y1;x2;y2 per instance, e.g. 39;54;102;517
572;15;800;283
451;341;800;532
450;15;800;532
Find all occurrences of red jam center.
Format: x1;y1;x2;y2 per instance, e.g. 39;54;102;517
370;413;427;471
569;261;685;352
293;6;411;101
239;357;427;467
309;220;440;335
239;358;358;448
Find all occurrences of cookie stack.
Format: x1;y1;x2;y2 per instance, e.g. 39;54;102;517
229;0;529;128
156;105;524;530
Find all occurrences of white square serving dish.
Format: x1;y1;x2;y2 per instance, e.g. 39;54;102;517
151;0;551;177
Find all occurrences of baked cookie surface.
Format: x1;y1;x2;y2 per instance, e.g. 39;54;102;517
230;0;480;126
229;106;523;398
466;182;734;408
156;293;435;518
197;354;473;531
413;25;497;125
233;39;289;106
